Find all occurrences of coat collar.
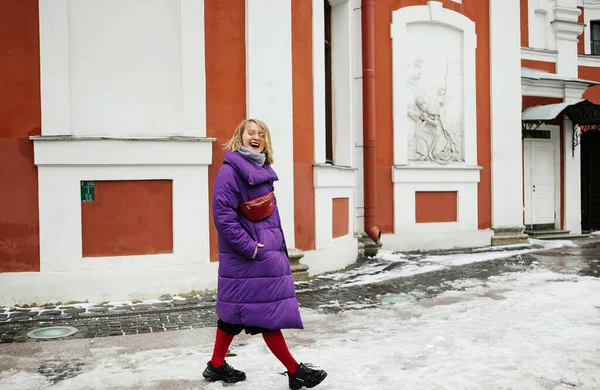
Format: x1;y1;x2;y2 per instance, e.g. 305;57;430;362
223;150;278;186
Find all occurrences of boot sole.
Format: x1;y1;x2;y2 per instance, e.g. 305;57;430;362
289;371;327;389
203;372;246;383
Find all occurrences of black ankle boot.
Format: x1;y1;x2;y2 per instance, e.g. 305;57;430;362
202;361;246;383
287;363;327;389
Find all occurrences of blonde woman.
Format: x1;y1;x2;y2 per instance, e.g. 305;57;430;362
203;119;327;389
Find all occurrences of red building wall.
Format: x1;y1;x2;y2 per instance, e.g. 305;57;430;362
0;0;41;272
375;0;492;231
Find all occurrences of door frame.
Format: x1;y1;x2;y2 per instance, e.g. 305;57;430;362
522;124;561;229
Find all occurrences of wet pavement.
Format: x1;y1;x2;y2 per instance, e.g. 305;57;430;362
1;238;599;344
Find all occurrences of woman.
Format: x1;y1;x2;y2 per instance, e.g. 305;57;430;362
203;119;327;389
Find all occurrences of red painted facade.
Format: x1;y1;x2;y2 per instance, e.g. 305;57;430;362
81;180;173;257
0;0;41;272
376;0;492;231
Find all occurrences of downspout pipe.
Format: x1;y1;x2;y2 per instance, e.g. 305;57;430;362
361;0;381;244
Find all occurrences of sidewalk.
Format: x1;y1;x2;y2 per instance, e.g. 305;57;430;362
1;238;594;344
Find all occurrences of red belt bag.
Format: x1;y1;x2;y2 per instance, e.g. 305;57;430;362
239;192;275;221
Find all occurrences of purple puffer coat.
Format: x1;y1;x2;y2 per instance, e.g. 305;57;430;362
212;150;303;330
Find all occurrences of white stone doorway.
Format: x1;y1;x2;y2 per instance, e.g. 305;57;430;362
523;126;560;229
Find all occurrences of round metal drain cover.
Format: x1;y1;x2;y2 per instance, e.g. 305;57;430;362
27;326;78;339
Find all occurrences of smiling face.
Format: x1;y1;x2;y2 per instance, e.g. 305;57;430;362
224;119;275;165
241;121;265;153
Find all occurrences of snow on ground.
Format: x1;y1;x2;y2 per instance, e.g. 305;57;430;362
1;266;599;390
314;239;580;289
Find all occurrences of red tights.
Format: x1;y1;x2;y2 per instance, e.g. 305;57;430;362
210;329;299;375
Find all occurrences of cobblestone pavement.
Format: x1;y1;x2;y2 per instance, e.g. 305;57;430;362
1;239;598;344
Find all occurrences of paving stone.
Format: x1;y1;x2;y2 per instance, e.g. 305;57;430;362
0;314;8;321
172;300;188;306
152;302;173;308
36;316;58;321
87;307;109;313
132;304;153;310
39;310;62;316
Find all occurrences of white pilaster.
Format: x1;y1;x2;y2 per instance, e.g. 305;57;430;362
246;0;295;248
313;0;326;164
39;0;71;136
552;4;584;77
490;0;524;230
180;0;207;137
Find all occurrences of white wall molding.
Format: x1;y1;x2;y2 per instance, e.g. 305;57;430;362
383;230;493;252
314;164;357;188
578;54;600;67
521;47;559;63
31;136;214;166
392;165;480;183
301;235;358;276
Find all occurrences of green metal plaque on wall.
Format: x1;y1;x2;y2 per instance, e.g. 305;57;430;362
81;181;95;202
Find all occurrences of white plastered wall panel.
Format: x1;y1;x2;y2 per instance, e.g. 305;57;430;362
389;2;486;250
0;138;216;305
528;0;557;51
246;0;295;248
39;0;207;138
307;164;358;275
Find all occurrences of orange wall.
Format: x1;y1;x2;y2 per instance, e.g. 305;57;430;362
520;0;528;47
332;198;349;238
415;192;458;223
0;0;41;272
376;0;492;231
292;0;316;250
81;181;173;257
579;66;600;103
205;0;247;261
522;59;556;74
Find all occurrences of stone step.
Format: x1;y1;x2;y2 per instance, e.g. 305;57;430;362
491;234;530;246
524;229;570;237
534;233;590;240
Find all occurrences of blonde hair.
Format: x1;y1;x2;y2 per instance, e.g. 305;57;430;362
223;119;274;165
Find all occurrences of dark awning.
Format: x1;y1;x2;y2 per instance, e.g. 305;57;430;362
522;99;600;126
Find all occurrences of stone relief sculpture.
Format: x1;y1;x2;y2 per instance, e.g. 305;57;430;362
406;57;463;165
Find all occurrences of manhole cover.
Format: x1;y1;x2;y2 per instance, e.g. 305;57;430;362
27;326;78;339
381;295;409;304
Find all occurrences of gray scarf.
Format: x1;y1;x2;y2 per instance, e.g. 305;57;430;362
238;146;266;166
